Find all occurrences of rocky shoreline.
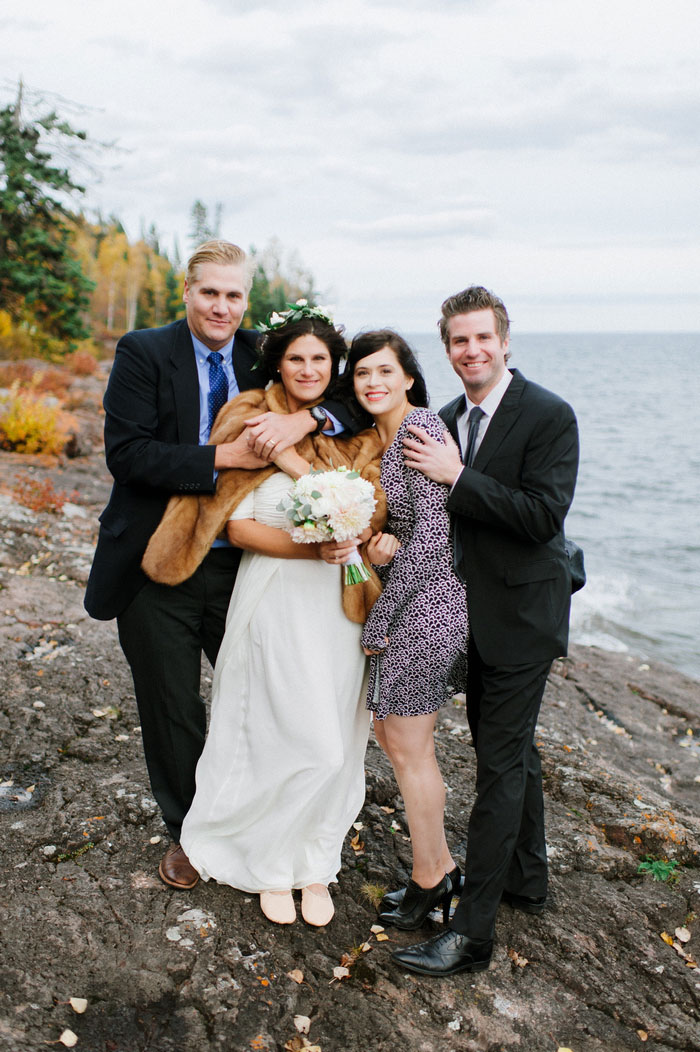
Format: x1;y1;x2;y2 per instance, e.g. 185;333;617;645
1;392;699;1052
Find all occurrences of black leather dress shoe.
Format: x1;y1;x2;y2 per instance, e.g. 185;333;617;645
391;928;493;976
501;889;547;914
381;865;461;911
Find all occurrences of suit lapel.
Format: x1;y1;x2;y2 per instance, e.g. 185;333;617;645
232;329;262;391
472;369;525;471
439;394;466;454
169;320;201;445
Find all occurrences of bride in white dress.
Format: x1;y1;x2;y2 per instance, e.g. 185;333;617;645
180;312;382;926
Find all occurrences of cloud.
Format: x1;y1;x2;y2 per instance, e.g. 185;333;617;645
335;207;494;241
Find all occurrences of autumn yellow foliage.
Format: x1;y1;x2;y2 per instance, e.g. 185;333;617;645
0;383;73;455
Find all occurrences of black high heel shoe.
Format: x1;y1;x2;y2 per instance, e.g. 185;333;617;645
378;872;454;930
380;865;461;912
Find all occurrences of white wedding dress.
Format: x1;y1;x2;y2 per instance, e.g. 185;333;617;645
180;472;371;892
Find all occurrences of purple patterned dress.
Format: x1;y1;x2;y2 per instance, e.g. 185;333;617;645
362;407;468;719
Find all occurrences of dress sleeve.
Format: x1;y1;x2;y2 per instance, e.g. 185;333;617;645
361;410;453;650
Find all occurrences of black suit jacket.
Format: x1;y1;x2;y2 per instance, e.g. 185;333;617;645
84;319;353;621
441;369;579;666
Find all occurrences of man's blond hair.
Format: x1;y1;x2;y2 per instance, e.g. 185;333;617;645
185;240;253;293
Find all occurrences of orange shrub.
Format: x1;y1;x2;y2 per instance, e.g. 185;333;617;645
67;350;99;376
12;473;80;514
34;368;72;398
0;362;35;387
0;384;72;455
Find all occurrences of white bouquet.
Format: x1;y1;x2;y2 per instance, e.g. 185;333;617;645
278;466;377;584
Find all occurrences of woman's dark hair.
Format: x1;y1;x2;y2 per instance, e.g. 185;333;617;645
339;329;429;411
257;317;347;386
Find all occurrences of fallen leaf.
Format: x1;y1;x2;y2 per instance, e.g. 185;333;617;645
660;931;699;968
370;924;385;934
637;1031;648;1042
26;784;36;793
284;1038;322;1052
149;835;162;845
507;947;529;967
59;1031;78;1048
287;968;304;984
360;942;372;953
380;806;395;814
375;933;389;942
294;1016;311;1034
284;1039;305;1052
675;926;691;943
339;953;354;967
69;997;88;1013
350;833;364;853
330;965;350;983
556;1048;574;1052
352;822;363;831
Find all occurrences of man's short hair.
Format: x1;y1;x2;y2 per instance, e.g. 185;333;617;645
438;286;510;346
186;240;253;293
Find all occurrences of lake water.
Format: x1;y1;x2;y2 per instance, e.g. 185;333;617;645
406;332;700;682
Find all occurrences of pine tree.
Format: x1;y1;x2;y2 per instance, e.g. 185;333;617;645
0;83;94;350
244;240;319;328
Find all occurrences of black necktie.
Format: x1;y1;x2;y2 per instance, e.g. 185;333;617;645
207;351;228;436
463;406;485;467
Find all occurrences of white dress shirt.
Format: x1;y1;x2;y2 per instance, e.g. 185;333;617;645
451;368;513;490
456;368;513;459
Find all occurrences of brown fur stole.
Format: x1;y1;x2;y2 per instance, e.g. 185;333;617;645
141;383;386;623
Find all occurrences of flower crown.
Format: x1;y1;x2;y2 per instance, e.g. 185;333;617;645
256;299;335;333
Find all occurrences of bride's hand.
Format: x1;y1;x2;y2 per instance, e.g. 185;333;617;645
214;431;270;469
244;409;315;457
319;538;361;564
366;531;400;565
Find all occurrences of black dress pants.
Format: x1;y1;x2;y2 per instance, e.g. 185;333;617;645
117;547;241;841
450;637;551;940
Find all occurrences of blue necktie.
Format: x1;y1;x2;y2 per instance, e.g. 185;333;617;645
207;351;228;436
463;405;485;467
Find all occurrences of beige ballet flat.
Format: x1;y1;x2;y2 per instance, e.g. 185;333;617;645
301;885;335;927
260;890;296;925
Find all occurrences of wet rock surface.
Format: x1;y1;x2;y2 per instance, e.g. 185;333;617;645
1;423;699;1051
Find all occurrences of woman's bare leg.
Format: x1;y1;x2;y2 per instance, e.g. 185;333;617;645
374;713;455;888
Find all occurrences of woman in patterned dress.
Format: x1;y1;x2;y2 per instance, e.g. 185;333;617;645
335;330;468;929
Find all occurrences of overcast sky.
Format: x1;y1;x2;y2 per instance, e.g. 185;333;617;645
2;0;698;333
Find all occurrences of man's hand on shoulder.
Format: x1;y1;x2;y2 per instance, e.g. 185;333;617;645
244;409;316;457
403;425;463;486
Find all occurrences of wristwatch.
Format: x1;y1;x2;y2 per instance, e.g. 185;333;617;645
309;406;328;434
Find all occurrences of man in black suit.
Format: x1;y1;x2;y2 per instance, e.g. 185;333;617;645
85;240;352;889
395;285;579;975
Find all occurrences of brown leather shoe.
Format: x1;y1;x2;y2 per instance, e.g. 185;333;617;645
158;844;199;889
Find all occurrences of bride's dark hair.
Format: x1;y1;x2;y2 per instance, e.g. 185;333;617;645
257;317;347;386
338;330;429;414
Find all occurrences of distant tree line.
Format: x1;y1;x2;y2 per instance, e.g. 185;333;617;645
0;86;320;360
